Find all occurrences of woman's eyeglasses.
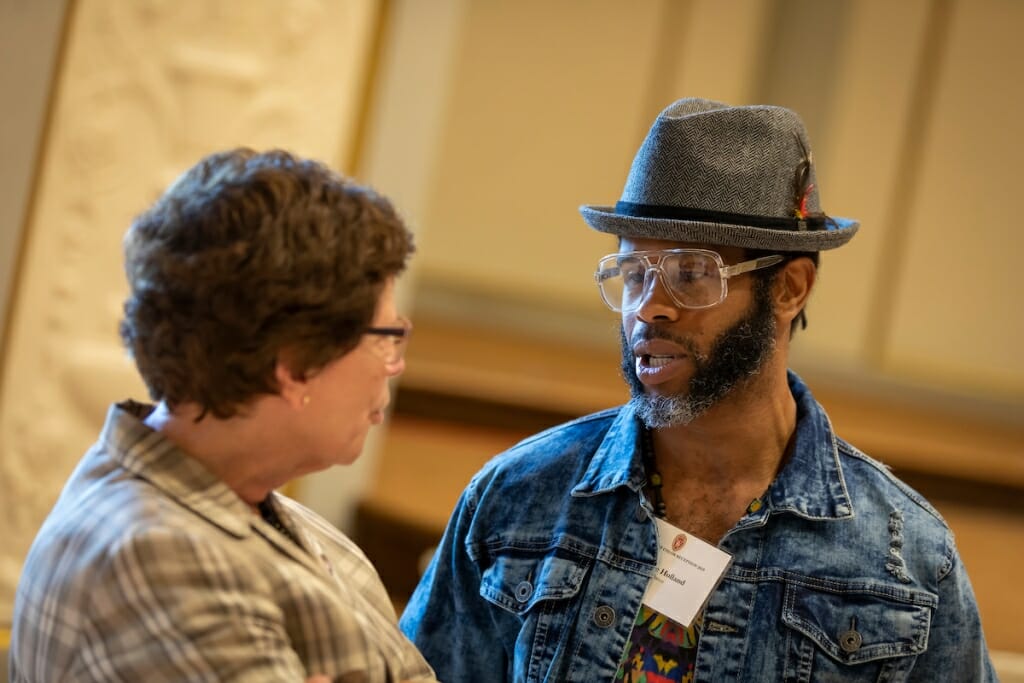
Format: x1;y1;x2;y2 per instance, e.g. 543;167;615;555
363;317;412;368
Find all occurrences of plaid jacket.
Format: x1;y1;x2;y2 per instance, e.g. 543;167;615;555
10;401;436;682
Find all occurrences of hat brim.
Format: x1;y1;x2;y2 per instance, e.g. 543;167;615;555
580;205;858;251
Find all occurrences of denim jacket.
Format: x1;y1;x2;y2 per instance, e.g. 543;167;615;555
400;372;996;682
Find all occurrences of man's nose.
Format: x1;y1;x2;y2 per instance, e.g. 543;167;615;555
633;268;680;322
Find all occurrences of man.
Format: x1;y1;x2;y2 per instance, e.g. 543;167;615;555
400;99;995;681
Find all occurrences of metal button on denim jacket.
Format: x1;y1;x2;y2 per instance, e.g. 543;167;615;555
401;372;996;682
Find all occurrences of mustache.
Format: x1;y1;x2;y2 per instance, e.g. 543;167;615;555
628;324;701;358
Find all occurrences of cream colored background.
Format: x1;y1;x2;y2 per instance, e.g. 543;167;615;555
409;0;1024;406
1;0;1022;666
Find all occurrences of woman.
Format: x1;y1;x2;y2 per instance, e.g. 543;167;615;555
9;149;437;682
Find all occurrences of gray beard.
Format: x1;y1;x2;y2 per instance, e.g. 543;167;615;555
620;279;778;428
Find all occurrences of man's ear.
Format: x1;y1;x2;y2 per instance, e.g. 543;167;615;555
775;257;816;327
274;353;308;410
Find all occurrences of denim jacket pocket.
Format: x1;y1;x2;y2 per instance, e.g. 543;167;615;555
479;552;591;682
781;581;933;682
479;551;589;614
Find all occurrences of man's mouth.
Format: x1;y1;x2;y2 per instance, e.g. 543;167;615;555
634;352;688;386
644;354;676;368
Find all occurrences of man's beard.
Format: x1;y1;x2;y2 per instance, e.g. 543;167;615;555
620;278;778;428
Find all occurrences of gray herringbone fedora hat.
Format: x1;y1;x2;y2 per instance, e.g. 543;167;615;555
580;98;859;251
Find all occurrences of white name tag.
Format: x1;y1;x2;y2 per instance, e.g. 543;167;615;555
642;517;733;627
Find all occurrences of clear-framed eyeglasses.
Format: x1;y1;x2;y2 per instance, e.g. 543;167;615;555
595;249;784;313
363;316;412;368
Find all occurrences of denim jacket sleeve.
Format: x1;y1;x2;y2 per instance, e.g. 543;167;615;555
910;530;997;681
400;482;507;681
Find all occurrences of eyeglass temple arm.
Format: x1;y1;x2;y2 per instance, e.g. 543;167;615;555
720;255;785;278
364;325;410;337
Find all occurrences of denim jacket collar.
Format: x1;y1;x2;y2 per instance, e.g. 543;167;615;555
570;372;854;521
571;404;645;497
765;371;854;521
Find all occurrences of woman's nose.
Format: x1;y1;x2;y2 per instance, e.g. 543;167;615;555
386;356;406;377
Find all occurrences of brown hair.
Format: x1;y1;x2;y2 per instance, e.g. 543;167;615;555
119;148;414;419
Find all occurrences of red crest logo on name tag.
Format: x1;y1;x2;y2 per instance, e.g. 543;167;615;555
672;534;687;552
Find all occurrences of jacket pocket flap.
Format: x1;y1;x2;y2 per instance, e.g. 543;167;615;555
782;583;932;665
480;552;588;614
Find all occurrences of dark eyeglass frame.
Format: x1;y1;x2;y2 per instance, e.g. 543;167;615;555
363;316;412;367
363;321;412;339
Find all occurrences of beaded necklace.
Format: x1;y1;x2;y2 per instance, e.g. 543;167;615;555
258;497;300;546
640;422;667;519
641;420;772;523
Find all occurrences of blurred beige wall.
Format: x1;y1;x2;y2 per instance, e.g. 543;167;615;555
404;0;1023;409
1;0;1021;659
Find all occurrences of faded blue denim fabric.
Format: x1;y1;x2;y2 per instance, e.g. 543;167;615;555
401;372;996;682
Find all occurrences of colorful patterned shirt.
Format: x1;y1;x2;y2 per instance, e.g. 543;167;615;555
615;605;700;683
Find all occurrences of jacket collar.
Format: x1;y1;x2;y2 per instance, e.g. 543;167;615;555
570;372;853;521
99;402;328;571
572;404;645;497
764;371;853;521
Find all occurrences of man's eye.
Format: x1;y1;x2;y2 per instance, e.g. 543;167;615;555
681;269;704;283
620;264;646;285
674;268;711;285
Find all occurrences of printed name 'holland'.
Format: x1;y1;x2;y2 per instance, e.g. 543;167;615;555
658;567;687;588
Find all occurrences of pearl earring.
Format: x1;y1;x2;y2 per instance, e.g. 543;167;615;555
301;395;311;407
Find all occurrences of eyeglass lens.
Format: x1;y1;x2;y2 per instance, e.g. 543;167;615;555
383;333;407;365
367;319;411;366
598;251;725;311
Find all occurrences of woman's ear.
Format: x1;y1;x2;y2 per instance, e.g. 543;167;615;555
274;353;309;410
775;257;816;327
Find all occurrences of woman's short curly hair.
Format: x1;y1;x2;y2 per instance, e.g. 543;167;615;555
119;148;414;419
